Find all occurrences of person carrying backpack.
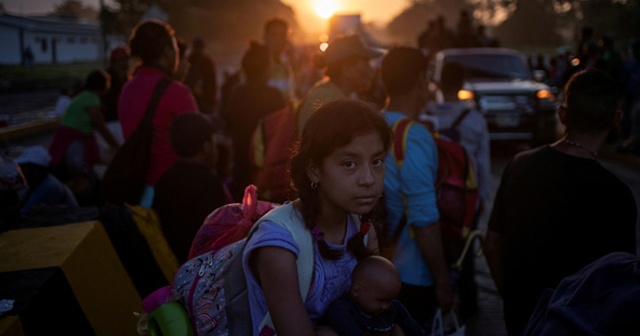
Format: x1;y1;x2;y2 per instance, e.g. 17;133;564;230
380;47;454;327
425;61;490;321
242;99;391;335
222;42;285;201
426;62;490;215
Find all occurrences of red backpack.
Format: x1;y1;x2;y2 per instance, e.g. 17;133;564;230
391;118;479;264
249;104;298;203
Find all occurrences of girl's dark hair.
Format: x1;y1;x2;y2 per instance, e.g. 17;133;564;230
129;20;175;65
84;70;110;91
290;99;393;260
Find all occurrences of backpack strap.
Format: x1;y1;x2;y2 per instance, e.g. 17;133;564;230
141;77;174;126
391;118;415;169
450;108;471;130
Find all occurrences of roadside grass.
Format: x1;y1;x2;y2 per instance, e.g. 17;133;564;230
0;62;104;91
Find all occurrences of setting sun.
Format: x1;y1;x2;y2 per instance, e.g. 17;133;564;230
313;0;338;19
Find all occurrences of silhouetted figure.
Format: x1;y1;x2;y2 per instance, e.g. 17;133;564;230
104;47;130;122
118;20;198;207
297;34;381;134
381;47;454;326
484;70;637;336
223;42;285;200
263;18;297;103
185;37;217;115
153;113;227;263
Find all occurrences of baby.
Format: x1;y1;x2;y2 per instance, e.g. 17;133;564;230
324;255;424;336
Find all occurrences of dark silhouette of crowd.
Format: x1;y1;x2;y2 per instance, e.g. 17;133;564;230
1;13;638;336
417;11;500;61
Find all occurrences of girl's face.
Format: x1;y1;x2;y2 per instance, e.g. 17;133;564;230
308;131;386;217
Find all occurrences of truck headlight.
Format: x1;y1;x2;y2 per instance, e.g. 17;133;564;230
536;89;555;103
458;89;474;101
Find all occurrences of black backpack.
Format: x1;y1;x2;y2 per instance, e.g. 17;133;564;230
100;77;173;205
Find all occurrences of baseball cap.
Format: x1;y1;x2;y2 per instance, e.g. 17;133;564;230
14;146;51;167
324;35;383;65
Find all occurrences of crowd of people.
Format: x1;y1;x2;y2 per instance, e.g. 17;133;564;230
0;14;638;336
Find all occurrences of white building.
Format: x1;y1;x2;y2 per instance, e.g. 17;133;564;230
0;14;106;65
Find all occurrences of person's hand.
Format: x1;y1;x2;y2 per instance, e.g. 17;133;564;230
435;279;455;313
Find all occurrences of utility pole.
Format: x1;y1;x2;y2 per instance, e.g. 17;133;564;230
99;0;108;67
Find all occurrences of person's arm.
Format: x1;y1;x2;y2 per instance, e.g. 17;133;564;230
414;223;454;312
483;229;506;295
251;246;316;336
87;106;119;148
402;124;454;313
474;115;492;211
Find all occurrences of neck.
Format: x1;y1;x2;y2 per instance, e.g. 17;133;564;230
552;131;607;160
315;200;348;244
387;95;421;119
331;76;356;97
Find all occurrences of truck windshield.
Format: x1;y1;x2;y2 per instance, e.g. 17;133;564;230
446;54;531;80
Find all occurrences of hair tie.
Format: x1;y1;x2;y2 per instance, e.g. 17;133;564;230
311;226;323;243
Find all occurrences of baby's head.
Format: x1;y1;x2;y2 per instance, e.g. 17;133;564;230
350;256;401;316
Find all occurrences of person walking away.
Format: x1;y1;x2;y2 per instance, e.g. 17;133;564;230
185;37;217;115
153;113;228;263
174;38;191;82
118;20;198;208
297;34;382;135
426;62;491;217
223;42;285;200
425;61;490;320
104;47;130;122
263;18;297;104
380;47;454;327
483;69;637;336
242;99;391;335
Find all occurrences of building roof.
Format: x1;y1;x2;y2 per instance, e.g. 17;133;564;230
0;13;100;35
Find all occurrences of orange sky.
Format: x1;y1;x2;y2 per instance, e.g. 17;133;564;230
281;0;410;33
3;0;409;34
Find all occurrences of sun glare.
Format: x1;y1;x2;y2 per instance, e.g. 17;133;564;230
313;0;337;19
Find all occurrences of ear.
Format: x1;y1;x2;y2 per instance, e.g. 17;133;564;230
350;283;361;298
557;105;568;126
306;161;321;185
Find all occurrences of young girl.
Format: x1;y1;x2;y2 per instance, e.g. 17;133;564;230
242;99;393;335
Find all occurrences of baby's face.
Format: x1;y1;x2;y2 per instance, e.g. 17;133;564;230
352;278;400;316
